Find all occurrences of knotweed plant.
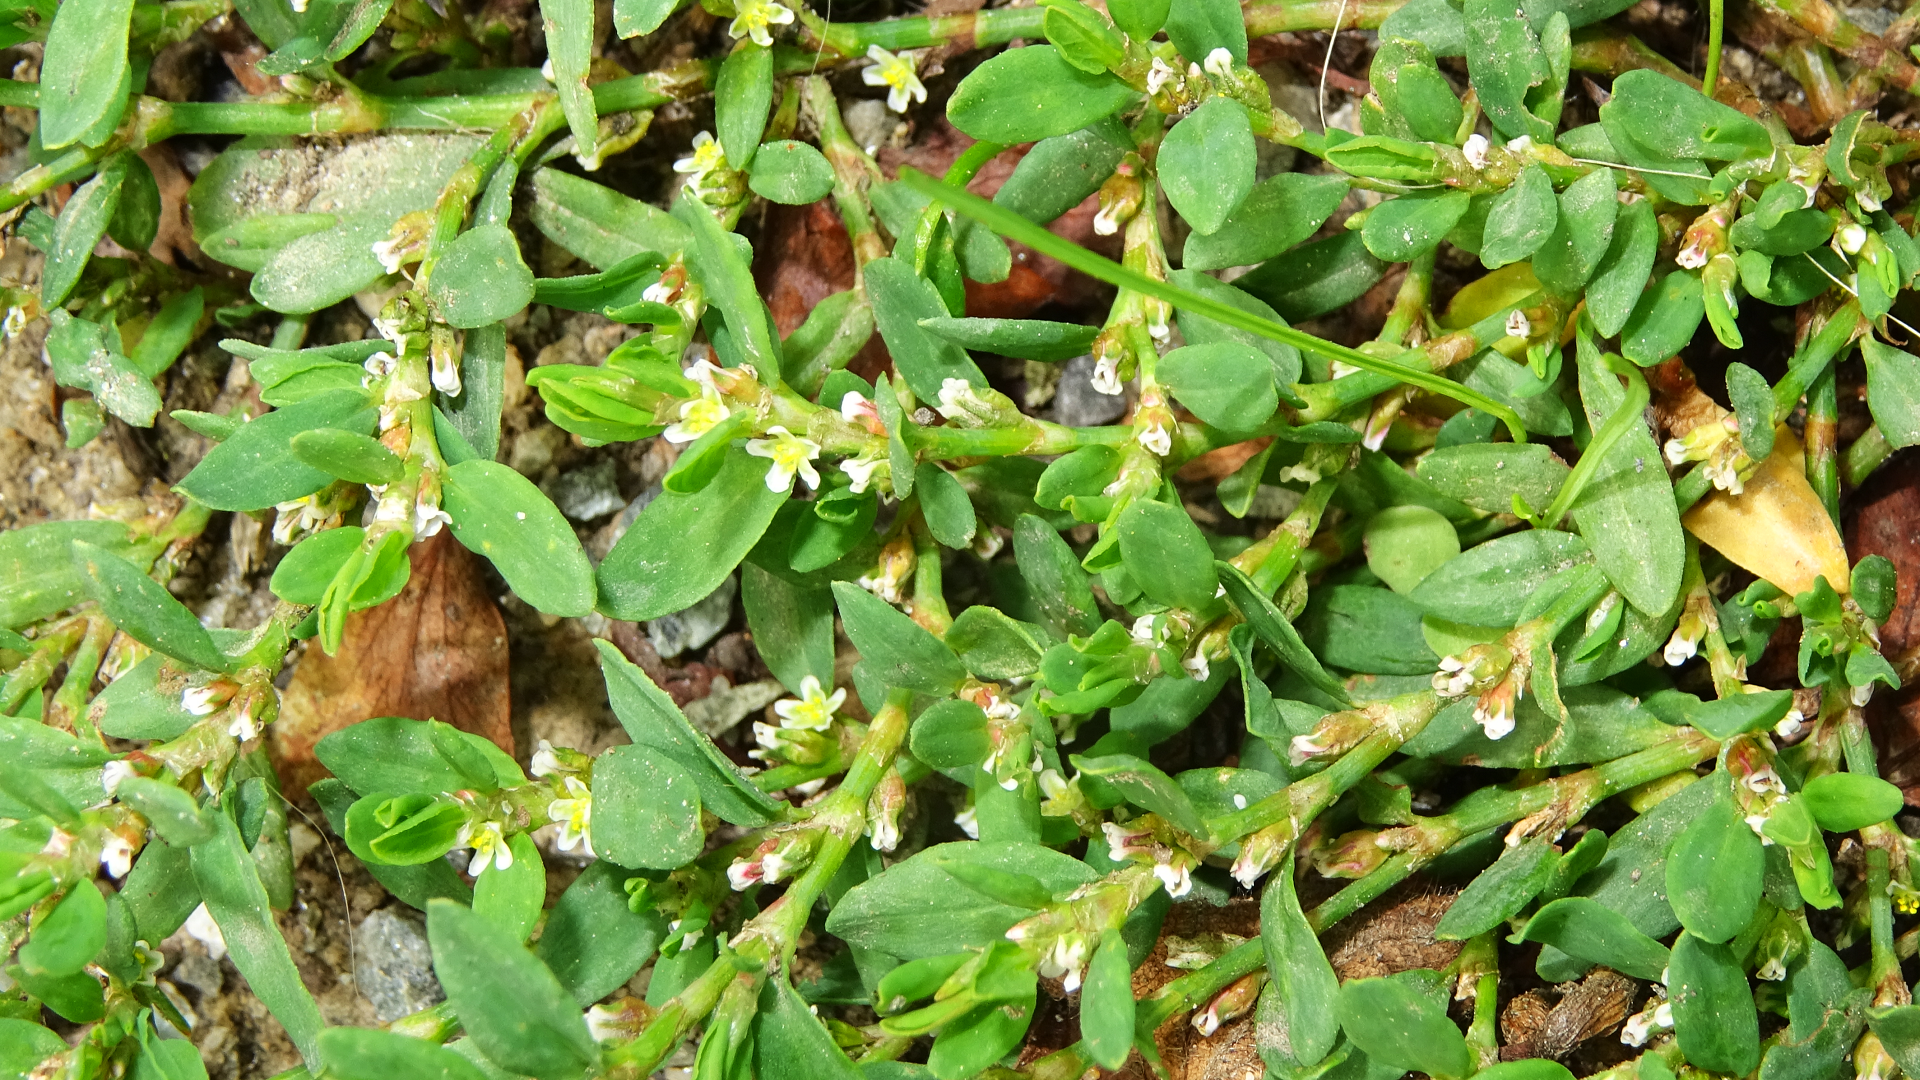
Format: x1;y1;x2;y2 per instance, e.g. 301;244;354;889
9;0;1920;1076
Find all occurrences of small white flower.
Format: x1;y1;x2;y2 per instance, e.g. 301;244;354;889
414;500;452;540
185;903;228;961
1662;627;1700;667
673;131;730;189
585;1003;626;1042
370;236;408;276
530;739;564;778
1153;859;1194;898
954;804;980;839
936;378;979;421
862;45;927;113
1203;48;1235;79
842;454;887;494
466;821;515;876
548;777;593;856
1473;698;1516;740
100;833;134;879
773;675;846;731
663;386;730;444
363;351;397;379
1182;652;1210;680
1146;56;1180;96
1745;769;1787;795
868;805;901;853
3;306;27;338
1093;201;1123;236
1838;222;1869;255
727;0;795;46
1145;309;1171;342
181;686;222;716
227;701;261;743
1853;682;1875;706
982;694;1020;722
1043;934;1091;992
1138;421;1171;456
1090;353;1124;395
1038;768;1069;800
747;426;823;492
1130;614;1166;648
1504;310;1531;339
1746;813;1775;843
727;858;765;891
1289;732;1327;764
762;851;792;883
840;390;880;425
642;279;677;305
431;347;462;396
101;760;137;796
1776;710;1806;739
1233;793;1248;810
1757;954;1788;981
1462;133;1490;169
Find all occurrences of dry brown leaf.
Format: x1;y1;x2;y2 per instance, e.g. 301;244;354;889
271;531;512;796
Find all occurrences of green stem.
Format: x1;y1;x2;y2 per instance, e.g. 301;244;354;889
1848;424;1894;488
1703;0;1726;97
1807;365;1842;527
1536;354;1648;530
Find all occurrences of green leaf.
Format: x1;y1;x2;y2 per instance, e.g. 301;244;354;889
1586;198;1660;338
1801;772;1903;832
1363;191;1472;263
115;777;215;847
613;0;683;35
947;45;1138;144
1164;0;1246;64
18;880;104;977
316;716;521;794
1042;0;1126;72
592;745;705;869
176;388;378;511
1641;688;1793;739
1871;1006;1920;1079
1337;975;1471;1079
540;0;598;161
748;140;835;205
1862;338;1920;448
193;813;325;1068
270;526;364;606
866;257;987;403
673;191;778;371
1217;562;1353;706
1262;861;1341;1065
1855;554;1897;623
944;606;1048;681
1480;164;1559;269
530;168;691;269
741;563;835;694
910;698;992;769
597;640;782;825
311;780;472;910
1364;505;1459;594
1157;341;1278;432
716;41;772;168
1572;338;1685;616
443;459;595;617
1169;269;1304;389
474;834;545;943
1297;584;1439;675
917;464;978;549
1433;836;1560;941
1726;361;1777;459
1081;930;1135;1069
288;428;403;486
1522;897;1671;980
43;158;126;306
1532;165;1618;293
1159;97;1256;235
1182;172;1350;272
37;0;133;149
1417;443;1571;517
73;540;229;672
1115;499;1218;611
0;1018;66;1077
1072;753;1208;835
917;317;1098;362
428;898;595;1080
1665;790;1764;943
598;446;787;621
428;224;536;329
1014;516;1100;639
1108;0;1169;37
1670;931;1761;1075
319;1028;490;1080
752;975;864;1080
1621;270;1706;366
1606;69;1772;161
43;311;161;427
0;517;138;630
536;859;667;1005
833;580;966;695
826;842;1099;960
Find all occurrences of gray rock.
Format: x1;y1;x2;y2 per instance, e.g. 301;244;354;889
683;677;788;738
550;459;625;521
647;575;737;659
1050;354;1127;428
353;907;444;1022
